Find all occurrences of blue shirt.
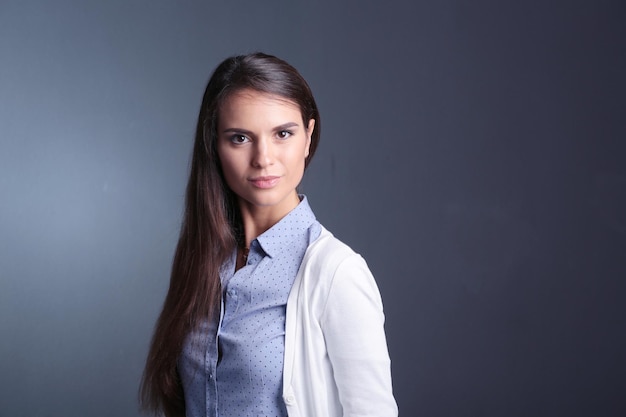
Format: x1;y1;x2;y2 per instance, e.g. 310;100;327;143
179;197;321;417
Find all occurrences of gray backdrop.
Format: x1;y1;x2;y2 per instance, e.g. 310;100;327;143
1;0;625;416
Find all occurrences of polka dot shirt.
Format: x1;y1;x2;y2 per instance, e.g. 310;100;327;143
179;196;321;417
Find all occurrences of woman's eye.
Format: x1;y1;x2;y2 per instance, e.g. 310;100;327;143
277;130;292;139
230;134;249;144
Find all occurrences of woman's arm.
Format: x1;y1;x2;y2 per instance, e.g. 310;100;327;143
320;254;398;416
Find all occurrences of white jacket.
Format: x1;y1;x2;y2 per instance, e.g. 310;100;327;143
282;227;398;416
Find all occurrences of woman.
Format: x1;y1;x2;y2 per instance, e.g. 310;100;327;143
140;52;397;417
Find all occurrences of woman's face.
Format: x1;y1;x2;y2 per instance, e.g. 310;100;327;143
217;89;314;220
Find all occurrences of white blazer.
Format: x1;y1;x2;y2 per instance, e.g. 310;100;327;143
282;227;398;416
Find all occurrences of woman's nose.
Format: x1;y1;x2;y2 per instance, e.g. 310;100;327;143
251;137;274;168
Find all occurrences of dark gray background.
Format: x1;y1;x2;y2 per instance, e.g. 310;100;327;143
1;0;625;416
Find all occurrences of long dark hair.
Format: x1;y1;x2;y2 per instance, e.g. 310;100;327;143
139;52;321;416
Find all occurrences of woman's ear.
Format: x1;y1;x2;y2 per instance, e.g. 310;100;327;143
305;119;315;158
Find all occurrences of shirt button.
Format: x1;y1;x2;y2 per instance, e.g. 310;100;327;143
284;394;295;405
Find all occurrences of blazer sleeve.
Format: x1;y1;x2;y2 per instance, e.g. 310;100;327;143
320;254;398;416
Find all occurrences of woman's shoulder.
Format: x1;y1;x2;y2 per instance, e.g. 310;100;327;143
300;226;373;285
307;226;358;261
296;226;384;318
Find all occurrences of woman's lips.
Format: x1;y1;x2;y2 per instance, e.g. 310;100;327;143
248;176;281;189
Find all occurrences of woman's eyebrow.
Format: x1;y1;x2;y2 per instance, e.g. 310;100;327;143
273;122;299;131
222;122;300;135
222;127;253;135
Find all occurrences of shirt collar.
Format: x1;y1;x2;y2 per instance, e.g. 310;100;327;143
254;195;317;259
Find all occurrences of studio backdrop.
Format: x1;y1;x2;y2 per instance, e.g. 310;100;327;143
1;1;625;416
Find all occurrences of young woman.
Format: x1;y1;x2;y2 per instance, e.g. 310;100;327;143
140;52;397;417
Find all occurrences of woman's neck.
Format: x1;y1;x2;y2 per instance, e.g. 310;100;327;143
237;193;300;247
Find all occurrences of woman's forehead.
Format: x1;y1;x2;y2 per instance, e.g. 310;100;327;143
218;89;303;127
222;88;299;109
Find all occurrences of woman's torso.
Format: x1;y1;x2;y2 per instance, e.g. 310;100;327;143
178;197;321;417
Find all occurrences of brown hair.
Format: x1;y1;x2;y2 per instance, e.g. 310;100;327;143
139;52;321;416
